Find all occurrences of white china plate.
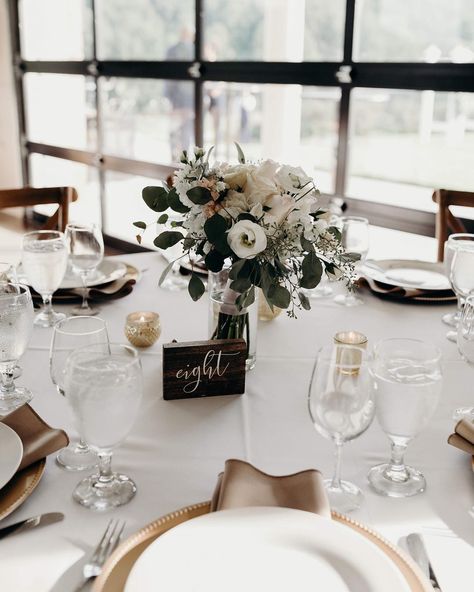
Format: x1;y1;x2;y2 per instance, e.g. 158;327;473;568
19;259;127;290
124;507;410;592
0;423;23;490
361;259;450;291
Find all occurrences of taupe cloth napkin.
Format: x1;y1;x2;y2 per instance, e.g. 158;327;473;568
358;276;454;303
1;404;69;471
211;459;331;518
448;419;474;455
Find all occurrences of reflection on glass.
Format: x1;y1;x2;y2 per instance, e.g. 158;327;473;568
19;0;93;60
203;82;339;194
347;89;474;210
204;0;344;61
29;154;101;225
96;0;194;60
100;78;195;163
354;0;474;62
24;74;96;151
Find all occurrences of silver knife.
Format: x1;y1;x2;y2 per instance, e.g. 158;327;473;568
0;512;64;540
406;533;442;591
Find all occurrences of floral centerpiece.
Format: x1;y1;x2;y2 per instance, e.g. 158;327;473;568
135;144;358;366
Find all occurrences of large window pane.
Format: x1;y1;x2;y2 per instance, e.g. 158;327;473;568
354;0;474;62
96;0;195;60
19;0;93;60
24;74;96;151
100;78;195;163
104;171;161;245
347;89;474;211
204;82;340;193
204;0;344;61
29;154;101;225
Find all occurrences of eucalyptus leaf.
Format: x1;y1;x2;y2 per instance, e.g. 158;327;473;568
230;276;252;293
268;284;291;309
327;226;342;241
234;141;246;164
153;231;183;250
236;286;255;309
187;186;212;205
142;186;168;212
205;250;225;273
157;214;169;224
158;260;174;286
301;251;323;289
167;188;190;213
229;258;247;280
237;213;256;222
133;221;147;230
204;213;228;243
300;234;314;252
136;234;142;245
299;291;311;311
188;273;205;301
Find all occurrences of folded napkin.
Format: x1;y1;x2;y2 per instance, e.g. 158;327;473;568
1;404;69;470
211;459;331;518
358;276;455;303
448;419;474;455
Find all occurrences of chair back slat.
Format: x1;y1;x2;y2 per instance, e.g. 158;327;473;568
432;189;474;262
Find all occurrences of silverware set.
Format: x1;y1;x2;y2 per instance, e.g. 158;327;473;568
405;532;442;591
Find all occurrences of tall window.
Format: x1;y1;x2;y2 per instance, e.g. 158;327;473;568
9;0;474;246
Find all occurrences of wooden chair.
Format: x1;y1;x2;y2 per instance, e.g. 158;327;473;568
0;186;78;232
432;189;474;262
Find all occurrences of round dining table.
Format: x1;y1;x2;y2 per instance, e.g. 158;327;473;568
1;250;473;592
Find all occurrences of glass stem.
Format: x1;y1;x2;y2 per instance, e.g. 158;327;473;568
97;452;114;485
386;441;409;481
42;293;53;317
76;438;90;453
331;440;344;490
0;364;15;395
80;272;89;309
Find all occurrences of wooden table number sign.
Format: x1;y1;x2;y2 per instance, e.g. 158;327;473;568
162;339;246;400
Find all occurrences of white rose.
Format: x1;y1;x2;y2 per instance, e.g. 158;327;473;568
223;165;254;190
276;165;311;194
221;189;249;215
263;194;296;225
227;220;267;259
245;160;280;206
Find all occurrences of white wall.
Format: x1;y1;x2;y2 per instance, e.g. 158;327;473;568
0;1;22;188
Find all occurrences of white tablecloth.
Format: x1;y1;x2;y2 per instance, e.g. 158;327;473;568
1;251;473;592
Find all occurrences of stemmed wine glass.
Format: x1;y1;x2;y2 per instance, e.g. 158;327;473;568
444;234;474;342
308;344;375;512
50;316;109;471
449;241;474;342
22;230;68;327
65;343;143;510
368;338;442;497
454;293;474;419
0;283;34;415
65;223;104;316
334;216;369;307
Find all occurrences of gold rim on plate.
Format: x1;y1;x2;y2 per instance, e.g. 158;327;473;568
0;459;46;521
93;502;432;592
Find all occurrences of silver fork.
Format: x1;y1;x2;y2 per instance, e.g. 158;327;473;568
73;519;125;592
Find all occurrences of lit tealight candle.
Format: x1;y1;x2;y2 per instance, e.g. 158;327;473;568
333;331;368;374
334;331;368;348
125;311;161;348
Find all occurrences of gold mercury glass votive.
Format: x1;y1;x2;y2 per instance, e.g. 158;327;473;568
125;312;161;348
258;289;283;321
333;331;368;374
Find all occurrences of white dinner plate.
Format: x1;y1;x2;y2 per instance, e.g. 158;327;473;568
125;507;410;592
0;423;23;490
361;259;450;291
18;259;127;290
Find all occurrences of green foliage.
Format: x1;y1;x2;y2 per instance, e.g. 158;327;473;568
188;273;205;301
299;291;311;311
158;260;174;286
204;249;225;273
157;214;169;224
267;284;291;309
142;186;168;212
301;251;323;289
133;221;147;229
153;231;183;249
230;276;252;293
187;186;212;205
167;188;190;214
204;213;228;243
236;286;255;309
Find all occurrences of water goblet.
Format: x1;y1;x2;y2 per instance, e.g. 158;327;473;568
449;242;474;338
334;216;369;307
454;294;474;419
308;344;375;512
0;283;34;415
65;223;104;316
65;343;143;510
50;316;109;470
444;233;474;341
368;338;442;497
22;230;68;327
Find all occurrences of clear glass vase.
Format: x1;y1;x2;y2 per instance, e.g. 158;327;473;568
208;266;258;371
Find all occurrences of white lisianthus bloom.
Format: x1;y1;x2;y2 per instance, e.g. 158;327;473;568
276;165;311;194
227;220;267;259
263;194;296;225
245;160;280;206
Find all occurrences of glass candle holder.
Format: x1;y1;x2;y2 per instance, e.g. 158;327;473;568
334;331;368;372
125;312;161;348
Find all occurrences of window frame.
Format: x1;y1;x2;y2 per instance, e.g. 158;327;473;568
8;0;474;242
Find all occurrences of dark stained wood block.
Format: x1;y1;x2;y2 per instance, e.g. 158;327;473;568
162;339;246;400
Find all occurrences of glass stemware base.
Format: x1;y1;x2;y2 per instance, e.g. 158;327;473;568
453;406;474;420
71;303;99;316
0;386;32;415
161;271;188;291
368;463;426;497
73;472;137;510
34;309;66;328
446;329;457;343
334;292;363;307
442;311;459;327
305;285;333;299
56;442;98;471
324;479;363;513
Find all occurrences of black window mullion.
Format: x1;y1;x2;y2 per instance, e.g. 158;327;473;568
194;0;204;146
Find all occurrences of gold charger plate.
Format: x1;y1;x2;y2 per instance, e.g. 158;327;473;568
93;502;432;592
0;459;46;521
